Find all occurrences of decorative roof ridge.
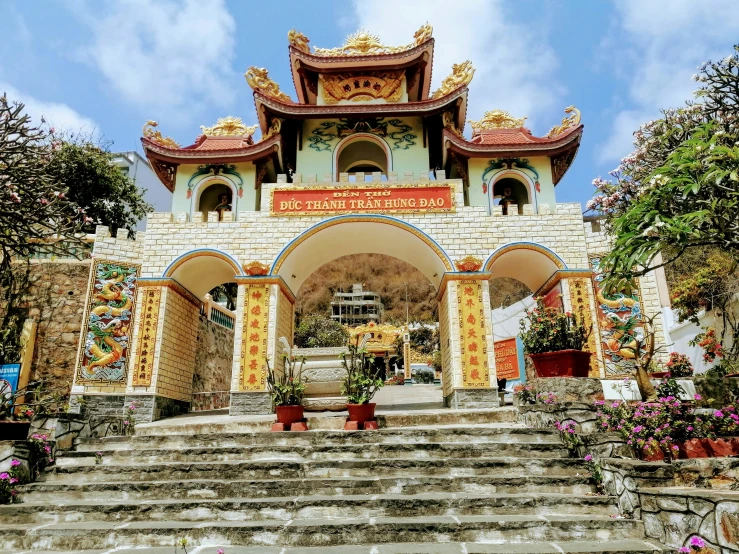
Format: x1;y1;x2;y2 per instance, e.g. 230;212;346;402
288;24;433;58
442;123;583;150
141;130;281;157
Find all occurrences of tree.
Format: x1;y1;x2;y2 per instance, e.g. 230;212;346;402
44;134;153;236
409;326;438;354
294;313;349;348
588;45;739;291
0;95;87;364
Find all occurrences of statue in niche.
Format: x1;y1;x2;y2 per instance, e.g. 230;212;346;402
498;186;517;215
214;192;232;221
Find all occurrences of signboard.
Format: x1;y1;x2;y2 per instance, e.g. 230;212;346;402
494;339;520;380
0;364;21;394
271;184;455;216
542;282;564;311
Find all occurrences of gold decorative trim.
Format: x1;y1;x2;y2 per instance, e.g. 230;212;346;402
431;61;474;99
569;277;601;377
244;261;270;276
142;121;179;149
132;288;161;387
260;119;281;142
436;272;493;302
547;106;581;138
485;244;567;273
321;72;403;104
457;281;490;388
468;110;527;131
455;256;483;272
287;29;310;53
200;116;258;138
533;269;593;297
234;276;296;305
442;111;463;138
271;216;454;274
245;67;291;102
312;24;432;57
163;251;243;281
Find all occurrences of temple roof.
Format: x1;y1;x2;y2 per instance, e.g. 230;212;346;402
442;108;584;185
286;26;435;104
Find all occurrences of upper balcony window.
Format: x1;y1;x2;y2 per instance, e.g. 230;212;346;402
493;177;529;215
197;182;233;220
335;134;391;181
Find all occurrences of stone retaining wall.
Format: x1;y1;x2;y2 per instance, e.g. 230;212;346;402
191;316;234;412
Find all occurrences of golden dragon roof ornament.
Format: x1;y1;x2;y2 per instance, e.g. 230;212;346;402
546;106;581;138
288;29;310;53
200;116;258;138
245;67;292;102
259;119;282;142
142;120;180;149
431;61;475;99
311;23;432;57
468;110;527;131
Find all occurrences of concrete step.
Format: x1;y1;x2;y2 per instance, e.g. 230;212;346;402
59;441;570;466
19;474;597;504
0;514;645;550
0;540;669;553
42;456;586;483
0;492;617;525
75;427;557;451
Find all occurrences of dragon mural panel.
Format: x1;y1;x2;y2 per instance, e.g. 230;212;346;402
590;257;643;376
77;261;140;382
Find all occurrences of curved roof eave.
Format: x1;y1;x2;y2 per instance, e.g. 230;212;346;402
141;134;283;166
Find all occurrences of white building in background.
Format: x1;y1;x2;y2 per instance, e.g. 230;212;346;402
331;284;384;325
111;151;172;231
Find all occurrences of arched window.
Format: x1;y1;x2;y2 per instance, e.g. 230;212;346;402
335;134;391;180
196;182;234;220
493;177;529;215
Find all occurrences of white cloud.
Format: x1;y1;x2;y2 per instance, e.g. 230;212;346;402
350;0;565;134
1;82;98;132
597;0;739;163
71;0;237;123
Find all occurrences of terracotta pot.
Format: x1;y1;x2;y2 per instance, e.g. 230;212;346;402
681;438;710;459
529;350;592;378
347;403;376;423
0;420;31;440
642;446;665;462
275;405;304;425
705;438;734;457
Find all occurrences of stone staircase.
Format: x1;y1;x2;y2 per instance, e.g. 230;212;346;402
0;420;667;553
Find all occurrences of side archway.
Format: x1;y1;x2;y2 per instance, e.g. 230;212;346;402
272;215;452;293
163;249;243;298
484;242;566;293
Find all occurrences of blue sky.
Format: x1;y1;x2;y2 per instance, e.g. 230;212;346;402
1;0;738;206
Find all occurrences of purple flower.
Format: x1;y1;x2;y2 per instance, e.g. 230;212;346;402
611;402;620;408
218;550;225;554
0;472;9;480
714;410;724;418
584;454;593;462
679;548;690;553
694;394;702;400
10;459;20;468
690;536;706;548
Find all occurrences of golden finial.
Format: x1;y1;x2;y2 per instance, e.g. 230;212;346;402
200;116;258;137
244;261;270;276
142;120;180;149
442;111;463;138
430;61;475;99
468;110;527;131
413;23;433;46
260;119;282;142
546;106;581;138
288;29;310;53
455;256;483;272
245;67;292;103
312;25;430;57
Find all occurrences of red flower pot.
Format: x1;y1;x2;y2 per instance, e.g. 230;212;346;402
642;446;665;462
650;372;669;379
0;420;31;440
681;438;710;459
529;350;592;378
275;405;304;425
347;403;376;423
705;438;734;457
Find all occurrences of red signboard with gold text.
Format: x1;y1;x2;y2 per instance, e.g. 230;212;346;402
271;184;455;216
494;338;520;380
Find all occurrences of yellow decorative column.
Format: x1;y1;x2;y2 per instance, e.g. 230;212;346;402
439;260;499;408
230;275;295;415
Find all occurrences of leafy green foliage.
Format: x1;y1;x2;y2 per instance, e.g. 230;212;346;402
44;135;153;236
340;338;383;405
518;298;589;354
589;45;739;291
266;355;306;406
294;313;348;348
409;326;438;354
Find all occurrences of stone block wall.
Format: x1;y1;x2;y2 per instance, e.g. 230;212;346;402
191;316;235;411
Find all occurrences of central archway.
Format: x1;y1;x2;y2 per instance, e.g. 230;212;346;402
272;216;453;293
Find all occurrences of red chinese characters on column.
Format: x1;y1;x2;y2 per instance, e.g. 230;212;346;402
240;284;269;391
457;281;489;387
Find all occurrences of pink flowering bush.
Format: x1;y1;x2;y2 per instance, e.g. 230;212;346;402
123;402;138;436
554;420;582;453
583;453;604;495
0;459;22;504
536;391;558;405
519;298;589;354
665;352;693;378
28;433;54;479
513;384;536;405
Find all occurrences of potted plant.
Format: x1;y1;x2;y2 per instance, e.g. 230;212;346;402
519;298;591;378
341;335;384;423
266;352;307;425
663;352;694;378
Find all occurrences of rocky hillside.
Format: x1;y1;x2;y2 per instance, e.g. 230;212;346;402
297;254;530;323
